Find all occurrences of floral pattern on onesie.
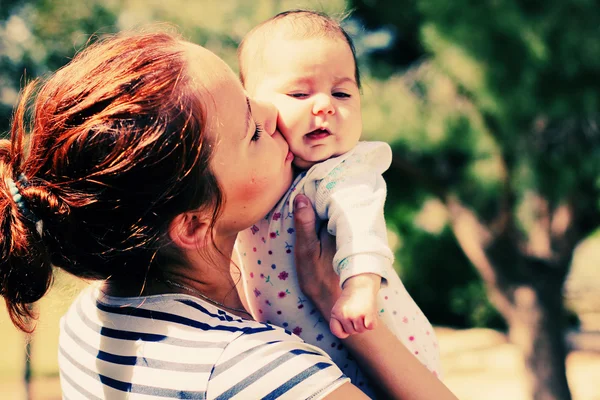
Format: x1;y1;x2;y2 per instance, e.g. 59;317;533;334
236;142;442;395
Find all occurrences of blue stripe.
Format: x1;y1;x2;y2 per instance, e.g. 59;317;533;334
210;341;275;379
96;301;275;334
211;343;321;379
76;300;228;348
177;299;246;323
213;348;325;400
59;346;206;398
59;367;102;400
263;363;339;399
64;322;212;373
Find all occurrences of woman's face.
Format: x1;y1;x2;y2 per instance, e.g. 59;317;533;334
183;43;294;238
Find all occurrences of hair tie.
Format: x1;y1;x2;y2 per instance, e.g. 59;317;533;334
5;174;44;236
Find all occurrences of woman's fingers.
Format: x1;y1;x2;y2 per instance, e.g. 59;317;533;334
318;220;336;266
293;195;320;262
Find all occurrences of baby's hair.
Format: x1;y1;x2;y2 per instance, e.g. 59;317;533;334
238;9;361;91
0;30;223;332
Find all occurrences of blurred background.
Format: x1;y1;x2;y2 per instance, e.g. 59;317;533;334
1;0;600;399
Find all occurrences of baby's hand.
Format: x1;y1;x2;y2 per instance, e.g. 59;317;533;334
329;273;381;339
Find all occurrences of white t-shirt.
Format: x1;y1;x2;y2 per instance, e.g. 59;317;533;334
58;285;349;399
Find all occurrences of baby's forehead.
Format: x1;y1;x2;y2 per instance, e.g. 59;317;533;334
243;17;349;58
267;15;346;40
239;16;357;91
249;36;352;75
244;31;350;73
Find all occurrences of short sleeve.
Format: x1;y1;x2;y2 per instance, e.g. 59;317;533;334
206;328;350;400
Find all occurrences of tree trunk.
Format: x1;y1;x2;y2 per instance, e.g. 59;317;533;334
506;282;572;400
446;200;573;400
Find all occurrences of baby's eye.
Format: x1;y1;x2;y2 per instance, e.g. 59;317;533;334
333;92;351;98
287;93;309;99
251;123;263;142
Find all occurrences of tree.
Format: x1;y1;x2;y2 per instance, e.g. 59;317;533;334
352;1;600;399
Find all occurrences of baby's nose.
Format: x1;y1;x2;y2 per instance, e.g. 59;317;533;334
312;93;334;115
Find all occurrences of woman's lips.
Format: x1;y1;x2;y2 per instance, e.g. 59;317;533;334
286;149;294;162
305;129;330;141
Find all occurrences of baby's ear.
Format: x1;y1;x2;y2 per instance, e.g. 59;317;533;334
168;211;211;250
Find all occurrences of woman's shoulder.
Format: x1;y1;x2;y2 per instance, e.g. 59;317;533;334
65;284;314;348
68;284;276;339
60;285;348;399
208;323;349;399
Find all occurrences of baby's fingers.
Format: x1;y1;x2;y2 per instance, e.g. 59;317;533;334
330;317;350;339
352;317;368;334
363;313;379;331
339;317;359;336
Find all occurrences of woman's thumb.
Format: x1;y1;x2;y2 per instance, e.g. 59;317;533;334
293;195;318;256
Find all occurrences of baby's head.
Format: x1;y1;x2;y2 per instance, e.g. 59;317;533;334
238;10;362;169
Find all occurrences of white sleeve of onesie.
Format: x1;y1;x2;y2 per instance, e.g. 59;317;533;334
307;141;395;287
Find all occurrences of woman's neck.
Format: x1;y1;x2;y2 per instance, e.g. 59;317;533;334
103;234;245;313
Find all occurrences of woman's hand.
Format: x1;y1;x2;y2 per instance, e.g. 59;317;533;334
293;194;459;400
293;194;340;318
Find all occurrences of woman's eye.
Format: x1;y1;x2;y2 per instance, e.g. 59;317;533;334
288;93;308;99
333;92;351;98
251;123;263;142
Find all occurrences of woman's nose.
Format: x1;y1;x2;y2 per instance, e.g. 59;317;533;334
251;98;278;136
312;93;334;115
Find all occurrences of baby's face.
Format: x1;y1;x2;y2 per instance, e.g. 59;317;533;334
249;37;362;169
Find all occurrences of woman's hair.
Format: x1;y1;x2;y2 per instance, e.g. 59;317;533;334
0;30;223;332
238;9;361;90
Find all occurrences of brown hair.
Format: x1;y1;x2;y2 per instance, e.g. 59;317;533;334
238;9;361;90
0;30;222;332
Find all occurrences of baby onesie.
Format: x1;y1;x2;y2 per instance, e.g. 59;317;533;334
236;141;442;387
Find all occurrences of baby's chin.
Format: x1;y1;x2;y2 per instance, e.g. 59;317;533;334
292;148;343;170
292;157;319;170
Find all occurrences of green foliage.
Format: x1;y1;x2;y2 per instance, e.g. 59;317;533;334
383;169;505;328
2;0;599;331
450;281;506;329
417;0;600;210
352;0;600;329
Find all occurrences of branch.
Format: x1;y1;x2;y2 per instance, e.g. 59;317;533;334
522;193;552;260
389;149;516;320
488;123;519;241
445;196;514;319
549;203;576;271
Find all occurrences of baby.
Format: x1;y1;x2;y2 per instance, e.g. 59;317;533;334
236;10;441;388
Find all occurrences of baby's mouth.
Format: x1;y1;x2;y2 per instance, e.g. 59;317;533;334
305;128;331;140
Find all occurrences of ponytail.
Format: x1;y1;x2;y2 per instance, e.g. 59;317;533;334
0;86;54;332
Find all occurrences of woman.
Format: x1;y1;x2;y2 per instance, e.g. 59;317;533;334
0;30;457;399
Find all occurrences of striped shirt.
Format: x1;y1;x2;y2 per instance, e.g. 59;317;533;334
58;285;349;399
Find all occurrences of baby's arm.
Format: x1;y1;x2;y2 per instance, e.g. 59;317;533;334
329;273;381;339
308;142;394;338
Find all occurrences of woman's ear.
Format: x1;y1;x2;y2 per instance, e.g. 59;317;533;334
168;211;211;250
